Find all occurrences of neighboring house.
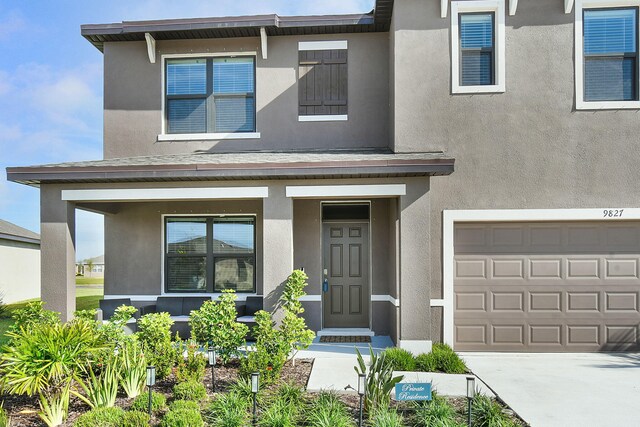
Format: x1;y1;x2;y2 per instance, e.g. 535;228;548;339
0;219;40;304
77;255;105;278
7;0;640;353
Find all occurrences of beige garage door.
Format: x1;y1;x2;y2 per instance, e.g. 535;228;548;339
454;222;640;352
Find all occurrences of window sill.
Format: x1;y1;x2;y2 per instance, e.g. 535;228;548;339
576;100;640;110
157;132;261;142
298;115;348;122
452;84;506;94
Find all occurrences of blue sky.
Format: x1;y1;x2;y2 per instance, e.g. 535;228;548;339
0;0;373;261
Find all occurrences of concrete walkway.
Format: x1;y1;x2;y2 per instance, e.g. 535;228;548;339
462;352;640;427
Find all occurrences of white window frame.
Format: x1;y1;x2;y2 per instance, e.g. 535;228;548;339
159;52;261;141
575;0;640;110
297;40;349;122
451;0;506;94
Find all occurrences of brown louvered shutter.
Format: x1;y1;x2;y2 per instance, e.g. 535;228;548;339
299;49;348;116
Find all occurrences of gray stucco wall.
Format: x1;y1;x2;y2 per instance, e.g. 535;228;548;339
103;33;389;158
390;0;640;302
105;200;263;296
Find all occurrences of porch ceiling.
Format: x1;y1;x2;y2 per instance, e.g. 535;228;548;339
6;150;455;186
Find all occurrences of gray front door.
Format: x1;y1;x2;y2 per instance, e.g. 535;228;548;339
322;222;369;328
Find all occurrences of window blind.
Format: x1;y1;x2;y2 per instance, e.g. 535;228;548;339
166;59;207;95
584;8;638;101
460;13;495;86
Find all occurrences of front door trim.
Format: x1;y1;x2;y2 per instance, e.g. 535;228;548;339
441;208;640;348
320;201;372;330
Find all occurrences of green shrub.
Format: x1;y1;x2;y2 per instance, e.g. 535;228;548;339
415;353;437;372
413;394;464;427
0;403;9;427
383;348;417;371
276;382;305;406
173;380;207;402
122;411;150;427
306;392;355;427
0;319;103;426
170;399;200;412
130;391;166;413
417;344;467;374
118;340;147;398
0;292;7;319
240;311;288;385
160;409;204;427
77;356;120;408
472;395;517;427
279;270;315;363
370;408;405;427
98;305;138;346
204;392;250;427
8;301;60;336
175;339;206;383
354;346;403;413
136;312;175;379
189;291;248;364
258;398;298;427
73;406;125;427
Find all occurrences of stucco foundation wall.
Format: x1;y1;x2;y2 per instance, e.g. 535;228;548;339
103;32;389;158
390;0;640;303
0;239;40;304
105;200;263;296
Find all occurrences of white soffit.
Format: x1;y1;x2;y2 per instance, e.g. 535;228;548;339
62;187;269;202
144;33;156;63
285;184;407;198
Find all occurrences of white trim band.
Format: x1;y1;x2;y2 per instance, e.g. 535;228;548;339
299;295;322;302
286;184;406;198
62;187;269;202
157;132;261;141
442;207;640;348
104;294;260;302
298;40;348;51
371;294;400;307
298;115;348;122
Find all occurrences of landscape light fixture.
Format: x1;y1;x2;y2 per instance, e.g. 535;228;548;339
146;366;156;418
251;372;260;426
466;376;476;427
357;373;366;427
208;347;216;392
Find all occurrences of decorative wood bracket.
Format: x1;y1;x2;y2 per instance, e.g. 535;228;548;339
441;0;448;18
565;0;575;14
260;27;268;59
144;33;156;63
509;0;518;15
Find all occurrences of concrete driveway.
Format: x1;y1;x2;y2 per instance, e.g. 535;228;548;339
462;353;640;427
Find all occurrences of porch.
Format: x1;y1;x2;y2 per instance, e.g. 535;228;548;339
7;151;454;352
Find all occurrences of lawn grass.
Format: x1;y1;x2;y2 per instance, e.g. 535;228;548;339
76;276;104;286
0;286;103;346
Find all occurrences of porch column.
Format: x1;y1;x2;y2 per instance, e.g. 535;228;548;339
398;177;432;353
41;184;76;321
262;183;294;316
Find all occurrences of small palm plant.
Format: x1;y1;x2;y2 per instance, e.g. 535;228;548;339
354;345;404;413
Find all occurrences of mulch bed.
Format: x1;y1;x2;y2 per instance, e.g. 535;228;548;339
0;358;314;426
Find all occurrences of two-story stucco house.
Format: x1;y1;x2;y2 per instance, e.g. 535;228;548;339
8;0;640;353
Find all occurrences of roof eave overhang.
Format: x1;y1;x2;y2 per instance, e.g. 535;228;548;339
7;160;454;186
0;233;40;245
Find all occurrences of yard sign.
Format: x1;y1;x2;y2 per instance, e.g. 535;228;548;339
395;383;432;401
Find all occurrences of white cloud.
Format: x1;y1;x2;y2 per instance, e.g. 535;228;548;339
0;10;26;41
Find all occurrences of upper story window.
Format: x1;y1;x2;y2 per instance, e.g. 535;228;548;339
451;0;506;94
165;216;256;293
163;56;258;138
298;41;348;122
576;1;639;109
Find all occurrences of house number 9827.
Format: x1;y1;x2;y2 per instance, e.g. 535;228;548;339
603;209;624;218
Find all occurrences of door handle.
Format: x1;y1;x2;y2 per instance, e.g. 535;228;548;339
323;268;329;293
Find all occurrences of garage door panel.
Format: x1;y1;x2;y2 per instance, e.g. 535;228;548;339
455;221;640;352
